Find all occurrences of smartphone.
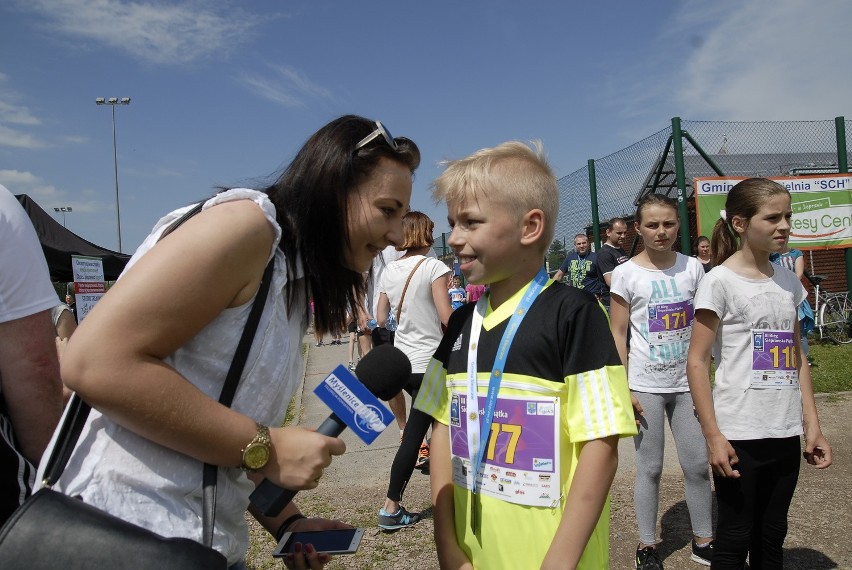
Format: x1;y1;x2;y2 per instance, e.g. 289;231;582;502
272;528;365;557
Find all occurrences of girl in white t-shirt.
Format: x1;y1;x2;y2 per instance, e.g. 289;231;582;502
687;178;832;569
610;194;713;569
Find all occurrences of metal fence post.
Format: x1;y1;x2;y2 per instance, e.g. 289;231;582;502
588;159;601;249
671;117;692;253
836;117;851;291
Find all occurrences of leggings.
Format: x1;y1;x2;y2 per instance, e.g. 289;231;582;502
632;390;713;545
712;436;800;570
386;373;430;502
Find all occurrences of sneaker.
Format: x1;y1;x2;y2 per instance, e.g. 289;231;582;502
347;361;355;371
315;341;323;347
690;539;713;566
415;442;430;469
635;545;664;570
378;506;421;530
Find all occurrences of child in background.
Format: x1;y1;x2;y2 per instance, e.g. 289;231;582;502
346;311;362;370
687;178;832;569
448;275;466;310
464;281;486;304
610;194;713;569
769;245;815;361
415;141;636;569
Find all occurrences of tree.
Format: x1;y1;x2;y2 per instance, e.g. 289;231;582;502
546;239;567;274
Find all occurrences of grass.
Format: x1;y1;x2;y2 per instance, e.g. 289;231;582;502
808;340;852;393
706;339;851;394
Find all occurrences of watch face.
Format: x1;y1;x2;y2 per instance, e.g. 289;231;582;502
244;443;270;470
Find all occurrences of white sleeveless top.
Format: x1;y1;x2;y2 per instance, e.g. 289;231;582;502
55;189;307;564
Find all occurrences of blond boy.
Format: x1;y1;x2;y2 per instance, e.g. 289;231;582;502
414;141;636;569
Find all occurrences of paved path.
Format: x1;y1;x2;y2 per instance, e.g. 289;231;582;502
297;335;411;489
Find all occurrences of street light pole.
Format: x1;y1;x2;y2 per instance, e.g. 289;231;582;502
53;206;73;227
96;96;131;252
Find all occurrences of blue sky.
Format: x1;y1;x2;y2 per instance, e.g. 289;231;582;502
1;0;850;254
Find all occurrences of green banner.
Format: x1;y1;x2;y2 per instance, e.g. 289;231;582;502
695;175;852;250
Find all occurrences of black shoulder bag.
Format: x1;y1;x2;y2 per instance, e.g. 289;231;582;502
0;202;274;569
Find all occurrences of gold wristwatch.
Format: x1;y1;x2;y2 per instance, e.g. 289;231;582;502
240;423;271;472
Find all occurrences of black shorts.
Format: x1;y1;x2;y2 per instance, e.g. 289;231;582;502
371;327;394;346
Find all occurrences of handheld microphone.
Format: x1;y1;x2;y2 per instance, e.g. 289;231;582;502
250;344;411;516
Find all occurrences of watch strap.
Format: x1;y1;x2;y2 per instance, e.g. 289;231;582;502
240;423;271;471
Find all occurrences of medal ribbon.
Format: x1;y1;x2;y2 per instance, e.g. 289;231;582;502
465;267;548;495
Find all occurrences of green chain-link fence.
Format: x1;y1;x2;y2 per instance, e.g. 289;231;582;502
432;117;850;292
555;117;851;293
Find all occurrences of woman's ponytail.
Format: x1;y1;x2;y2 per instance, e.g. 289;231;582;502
711;216;738;266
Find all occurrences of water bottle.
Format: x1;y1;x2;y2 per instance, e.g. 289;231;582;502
367;318;378;330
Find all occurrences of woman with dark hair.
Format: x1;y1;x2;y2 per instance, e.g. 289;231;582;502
55;116;420;569
375;211;452;530
694;235;713;273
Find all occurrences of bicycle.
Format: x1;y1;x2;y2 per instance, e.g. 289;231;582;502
805;273;852;344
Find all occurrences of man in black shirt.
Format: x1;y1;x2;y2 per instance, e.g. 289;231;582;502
595;217;628;311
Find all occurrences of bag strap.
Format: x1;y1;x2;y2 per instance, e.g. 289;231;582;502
395;257;427;324
158;202;204;241
202;259;274;546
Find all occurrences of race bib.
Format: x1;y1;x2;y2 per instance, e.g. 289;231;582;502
647;299;694;347
449;393;560;508
750;329;799;389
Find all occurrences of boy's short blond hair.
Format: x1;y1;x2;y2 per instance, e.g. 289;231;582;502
431;140;558;248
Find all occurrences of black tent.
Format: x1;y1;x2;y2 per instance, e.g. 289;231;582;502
15;194;131;282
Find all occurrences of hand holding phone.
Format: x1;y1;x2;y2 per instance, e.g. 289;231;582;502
272;528;365;557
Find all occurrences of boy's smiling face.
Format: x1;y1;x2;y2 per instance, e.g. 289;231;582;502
446;190;525;295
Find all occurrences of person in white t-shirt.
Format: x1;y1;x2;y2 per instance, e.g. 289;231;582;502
687;178;832;569
375;211;452;530
0;185;64;525
610;194;713;569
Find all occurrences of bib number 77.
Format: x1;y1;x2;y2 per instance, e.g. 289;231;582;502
486;423;522;464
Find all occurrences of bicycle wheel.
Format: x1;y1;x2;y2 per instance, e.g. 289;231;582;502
820;295;852;344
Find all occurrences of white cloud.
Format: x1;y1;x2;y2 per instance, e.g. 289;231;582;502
19;0;267;65
0;169;104;213
241;64;334;108
241;75;306;108
0;169;59;200
0;74;47;148
604;0;851;137
0;100;40;125
60;135;90;145
0;78;92;149
674;0;852;120
0;124;47;149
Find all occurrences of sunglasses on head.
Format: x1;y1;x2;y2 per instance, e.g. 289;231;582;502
354;121;399;152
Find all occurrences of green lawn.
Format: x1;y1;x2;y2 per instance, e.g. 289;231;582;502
808;341;852;393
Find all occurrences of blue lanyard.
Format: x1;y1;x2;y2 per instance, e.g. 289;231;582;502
468;267;548;494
